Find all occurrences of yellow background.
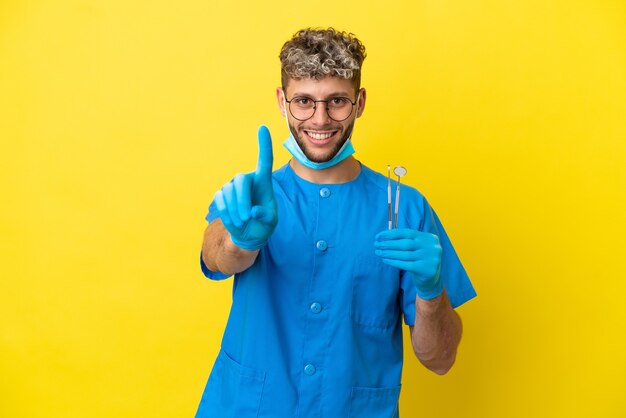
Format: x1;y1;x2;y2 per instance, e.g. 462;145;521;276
1;0;625;417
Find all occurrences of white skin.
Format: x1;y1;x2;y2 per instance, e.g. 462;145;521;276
203;75;462;374
276;76;365;184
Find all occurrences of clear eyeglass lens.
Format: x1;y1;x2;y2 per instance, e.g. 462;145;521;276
289;97;353;121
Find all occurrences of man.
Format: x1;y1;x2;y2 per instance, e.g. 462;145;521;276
196;28;476;417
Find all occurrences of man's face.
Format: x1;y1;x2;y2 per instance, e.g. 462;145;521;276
277;76;366;163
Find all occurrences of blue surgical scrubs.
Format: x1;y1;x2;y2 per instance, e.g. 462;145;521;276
196;163;476;418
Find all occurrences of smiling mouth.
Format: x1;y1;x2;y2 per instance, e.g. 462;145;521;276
304;130;339;143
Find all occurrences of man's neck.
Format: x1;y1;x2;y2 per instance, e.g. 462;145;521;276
289;156;361;184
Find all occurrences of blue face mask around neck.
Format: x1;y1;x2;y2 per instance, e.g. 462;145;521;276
281;96;358;170
283;134;355;170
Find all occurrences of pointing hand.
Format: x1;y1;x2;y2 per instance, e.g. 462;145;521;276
213;126;278;251
374;228;443;300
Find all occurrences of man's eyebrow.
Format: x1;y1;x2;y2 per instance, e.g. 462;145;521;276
291;91;352;98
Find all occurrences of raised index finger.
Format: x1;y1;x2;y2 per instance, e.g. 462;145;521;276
256;125;274;178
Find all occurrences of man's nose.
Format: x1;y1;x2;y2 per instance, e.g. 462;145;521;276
310;102;332;125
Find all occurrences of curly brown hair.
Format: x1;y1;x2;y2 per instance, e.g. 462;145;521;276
279;28;367;90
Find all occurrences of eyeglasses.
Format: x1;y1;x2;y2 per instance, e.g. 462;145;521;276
285;96;357;122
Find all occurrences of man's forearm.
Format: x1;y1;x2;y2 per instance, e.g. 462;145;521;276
202;219;259;276
410;291;462;375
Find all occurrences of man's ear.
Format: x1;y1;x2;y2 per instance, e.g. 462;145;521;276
276;87;286;117
356;88;367;118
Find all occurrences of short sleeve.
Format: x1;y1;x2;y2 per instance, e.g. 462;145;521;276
401;200;476;325
199;201;231;281
206;200;220;223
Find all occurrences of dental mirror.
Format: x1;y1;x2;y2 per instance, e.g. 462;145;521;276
393;166;407;177
393;166;407;228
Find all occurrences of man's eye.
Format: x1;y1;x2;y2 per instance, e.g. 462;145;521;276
295;97;311;105
331;97;349;106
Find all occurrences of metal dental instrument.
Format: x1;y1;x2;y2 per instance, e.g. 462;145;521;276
393;166;407;229
387;165;392;229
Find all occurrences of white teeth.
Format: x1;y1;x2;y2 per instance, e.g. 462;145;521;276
307;131;333;140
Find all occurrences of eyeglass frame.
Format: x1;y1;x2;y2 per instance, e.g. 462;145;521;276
284;95;359;122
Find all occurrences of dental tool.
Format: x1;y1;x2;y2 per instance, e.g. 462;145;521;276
387;164;392;230
393;166;407;229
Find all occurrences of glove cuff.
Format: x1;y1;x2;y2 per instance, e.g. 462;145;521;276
230;236;268;251
414;275;444;301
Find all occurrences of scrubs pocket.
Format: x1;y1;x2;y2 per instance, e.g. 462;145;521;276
196;349;266;418
350;256;400;329
349;385;401;418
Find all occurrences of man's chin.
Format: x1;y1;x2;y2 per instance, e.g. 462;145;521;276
302;151;335;164
298;140;348;164
296;141;337;164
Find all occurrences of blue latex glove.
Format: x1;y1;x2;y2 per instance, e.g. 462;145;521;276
374;228;443;300
213;126;278;251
